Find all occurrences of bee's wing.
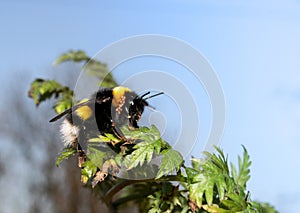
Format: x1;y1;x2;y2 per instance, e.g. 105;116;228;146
49;100;93;122
49;108;72;122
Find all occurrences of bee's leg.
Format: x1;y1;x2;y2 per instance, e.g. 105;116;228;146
76;139;88;184
128;115;140;130
111;124;125;139
75;125;88;168
77;141;86;168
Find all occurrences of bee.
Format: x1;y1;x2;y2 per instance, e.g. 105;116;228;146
50;86;163;155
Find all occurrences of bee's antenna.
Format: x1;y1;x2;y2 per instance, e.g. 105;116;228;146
143;92;164;100
140;91;151;99
136;91;164;110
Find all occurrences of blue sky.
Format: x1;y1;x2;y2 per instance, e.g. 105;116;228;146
1;0;300;212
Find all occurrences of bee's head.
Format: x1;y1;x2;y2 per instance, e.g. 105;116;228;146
128;91;164;129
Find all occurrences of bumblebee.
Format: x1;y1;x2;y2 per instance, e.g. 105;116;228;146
50;86;163;149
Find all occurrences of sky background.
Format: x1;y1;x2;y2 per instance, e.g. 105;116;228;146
1;0;300;212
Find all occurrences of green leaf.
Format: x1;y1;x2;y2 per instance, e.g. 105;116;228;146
81;160;98;184
105;133;121;142
189;172;219;207
88;146;110;167
188;147;233;208
29;79;61;105
156;149;183;179
88;133;121;143
52;50;89;65
230;146;251;189
54;92;73;114
121;125;172;171
52;50;117;87
220;193;245;212
203;147;230;175
122;125;161;142
185;167;199;184
189;174;205;207
202;204;231;213
83;59;117;87
259;202;278;213
125;138;162;170
28;78;73;113
56;147;76;167
188;147;255;211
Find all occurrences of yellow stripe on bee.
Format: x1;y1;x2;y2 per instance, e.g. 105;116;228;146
75;99;93;121
112;86;131;107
